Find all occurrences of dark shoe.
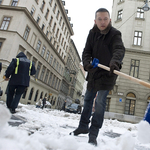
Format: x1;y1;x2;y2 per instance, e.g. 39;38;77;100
88;138;97;146
10;109;16;114
69;128;89;136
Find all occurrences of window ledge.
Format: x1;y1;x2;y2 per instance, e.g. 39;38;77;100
135;17;145;21
115;19;122;23
117;1;125;5
132;44;142;48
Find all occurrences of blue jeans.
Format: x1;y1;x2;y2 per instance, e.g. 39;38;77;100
6;85;26;110
79;89;109;139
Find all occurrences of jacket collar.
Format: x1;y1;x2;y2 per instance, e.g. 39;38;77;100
92;22;112;35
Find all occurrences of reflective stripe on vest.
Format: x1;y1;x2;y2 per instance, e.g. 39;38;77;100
15;58;32;76
15;58;19;74
29;61;32;76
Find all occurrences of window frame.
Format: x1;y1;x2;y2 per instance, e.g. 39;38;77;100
133;31;142;46
0;16;11;30
129;59;140;78
23;25;30;41
117;9;123;20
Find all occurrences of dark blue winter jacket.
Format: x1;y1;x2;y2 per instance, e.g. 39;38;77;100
5;52;36;87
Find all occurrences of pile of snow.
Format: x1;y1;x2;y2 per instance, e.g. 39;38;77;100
0;103;150;150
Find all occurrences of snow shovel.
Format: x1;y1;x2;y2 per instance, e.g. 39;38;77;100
91;58;150;89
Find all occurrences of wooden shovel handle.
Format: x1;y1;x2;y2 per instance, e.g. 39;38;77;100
98;64;150;89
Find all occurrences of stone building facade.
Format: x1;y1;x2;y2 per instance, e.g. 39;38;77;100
104;0;150;122
0;0;83;109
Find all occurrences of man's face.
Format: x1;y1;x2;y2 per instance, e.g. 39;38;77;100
94;12;111;31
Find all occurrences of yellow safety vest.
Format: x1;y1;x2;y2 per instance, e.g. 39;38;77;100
15;58;32;76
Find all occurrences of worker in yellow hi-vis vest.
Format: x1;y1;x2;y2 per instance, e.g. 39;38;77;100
4;52;36;114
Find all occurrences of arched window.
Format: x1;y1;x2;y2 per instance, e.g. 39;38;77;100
34;90;39;102
40;91;43;99
52;97;56;106
106;90;112;112
48;95;50;101
51;96;53;105
44;93;47;97
125;92;136;115
28;88;34;100
22;88;28;99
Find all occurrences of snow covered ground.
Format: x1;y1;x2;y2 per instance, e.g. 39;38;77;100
0;101;150;150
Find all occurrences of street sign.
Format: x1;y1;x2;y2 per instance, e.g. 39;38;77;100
119;98;122;102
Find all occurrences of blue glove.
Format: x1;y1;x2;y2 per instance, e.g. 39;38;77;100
92;58;99;68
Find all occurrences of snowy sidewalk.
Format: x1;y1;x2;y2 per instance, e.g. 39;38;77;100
0;103;150;150
8;114;26;127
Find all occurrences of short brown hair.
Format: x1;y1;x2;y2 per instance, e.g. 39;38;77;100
95;8;110;18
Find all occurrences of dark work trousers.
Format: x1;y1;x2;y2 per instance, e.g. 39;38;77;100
6;85;26;110
78;89;109;139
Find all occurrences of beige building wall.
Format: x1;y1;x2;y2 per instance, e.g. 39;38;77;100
0;0;75;109
106;0;150;121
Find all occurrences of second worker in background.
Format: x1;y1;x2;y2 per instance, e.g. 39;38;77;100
4;52;36;114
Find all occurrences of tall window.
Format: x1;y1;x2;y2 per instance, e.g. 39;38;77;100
0;17;11;30
130;59;140;78
117;9;123;20
45;9;49;19
56;10;60;19
124;93;136;115
40;0;45;12
62;22;64;30
56;62;59;71
53;3;57;13
41;45;46;57
36;40;41;52
59;33;62;42
52;22;56;32
34;90;39;102
44;70;49;83
22;88;28;99
137;8;144;19
0;42;3;49
36;16;41;24
53;58;56;68
11;0;18;6
28;88;34;100
49;16;53;26
59;17;62;25
35;63;41;79
106;91;112;111
57;79;60;90
23;26;30;41
46;31;49;37
45;50;50;61
56;28;59;38
54;78;58;89
31;7;35;16
41;23;45;31
48;72;53;85
133;31;142;46
51;75;56;87
40;67;46;81
49;54;53;65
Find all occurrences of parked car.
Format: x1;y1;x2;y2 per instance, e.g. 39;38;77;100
65;103;82;114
